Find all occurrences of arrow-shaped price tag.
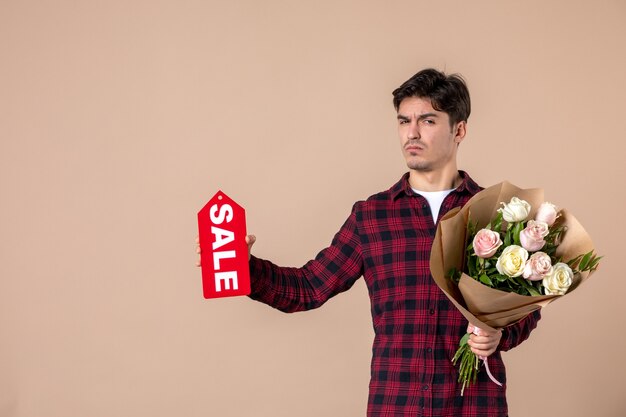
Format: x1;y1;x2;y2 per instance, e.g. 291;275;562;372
197;191;251;299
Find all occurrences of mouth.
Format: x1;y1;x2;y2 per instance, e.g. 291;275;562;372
405;144;424;153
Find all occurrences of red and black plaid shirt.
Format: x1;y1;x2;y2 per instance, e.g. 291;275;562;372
249;171;540;417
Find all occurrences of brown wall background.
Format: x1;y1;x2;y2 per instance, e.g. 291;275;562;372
1;1;625;416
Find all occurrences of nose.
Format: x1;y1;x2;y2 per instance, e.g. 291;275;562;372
407;121;420;140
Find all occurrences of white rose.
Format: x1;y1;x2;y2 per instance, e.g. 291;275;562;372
496;245;529;277
542;262;573;295
498;197;531;223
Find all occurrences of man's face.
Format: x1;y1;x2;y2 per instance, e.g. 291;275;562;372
397;96;465;173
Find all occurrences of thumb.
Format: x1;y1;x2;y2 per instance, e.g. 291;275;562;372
246;235;256;259
467;323;478;335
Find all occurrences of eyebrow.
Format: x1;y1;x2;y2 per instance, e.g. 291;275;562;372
397;112;439;121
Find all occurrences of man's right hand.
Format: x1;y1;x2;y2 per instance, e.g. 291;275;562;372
195;234;256;267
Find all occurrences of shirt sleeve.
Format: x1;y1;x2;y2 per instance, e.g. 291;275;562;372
497;309;542;351
247;202;364;313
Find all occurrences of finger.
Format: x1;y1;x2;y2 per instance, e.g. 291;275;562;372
468;341;496;356
468;337;493;348
196;235;202;266
470;346;496;357
468;330;501;353
196;236;201;254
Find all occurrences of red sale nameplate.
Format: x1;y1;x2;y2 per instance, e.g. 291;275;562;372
198;191;251;299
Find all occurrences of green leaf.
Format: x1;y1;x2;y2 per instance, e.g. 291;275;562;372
567;254;583;269
479;274;493;286
468;255;478;277
543;243;558;257
526;285;541;296
448;268;462;283
512;222;524;246
545;225;565;245
467;220;478;237
514;276;536;296
494;274;508;282
535;280;544;293
579;251;594;271
493;212;503;232
504;230;512;246
588;255;603;271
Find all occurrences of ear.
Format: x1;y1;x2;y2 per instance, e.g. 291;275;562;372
453;121;467;144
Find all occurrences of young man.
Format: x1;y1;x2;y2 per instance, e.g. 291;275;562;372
200;69;540;416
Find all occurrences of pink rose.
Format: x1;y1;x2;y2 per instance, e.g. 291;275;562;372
523;251;553;281
519;220;549;252
473;229;503;258
535;202;558;226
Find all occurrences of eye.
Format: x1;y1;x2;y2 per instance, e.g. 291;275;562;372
399;119;409;125
422;119;435;125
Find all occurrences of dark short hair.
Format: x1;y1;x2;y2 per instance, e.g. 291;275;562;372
392;68;471;126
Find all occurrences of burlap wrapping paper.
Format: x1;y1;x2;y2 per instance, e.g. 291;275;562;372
430;181;597;332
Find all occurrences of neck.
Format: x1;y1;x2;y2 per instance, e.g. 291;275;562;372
408;168;462;192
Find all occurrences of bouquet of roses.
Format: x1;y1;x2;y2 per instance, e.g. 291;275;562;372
429;182;601;395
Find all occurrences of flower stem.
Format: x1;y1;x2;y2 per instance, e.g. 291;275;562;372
452;333;479;396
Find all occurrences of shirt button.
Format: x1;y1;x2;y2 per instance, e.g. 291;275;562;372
426;347;432;353
429;309;435;315
422;385;429;391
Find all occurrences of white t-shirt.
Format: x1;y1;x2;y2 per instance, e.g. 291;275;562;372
411;188;455;223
